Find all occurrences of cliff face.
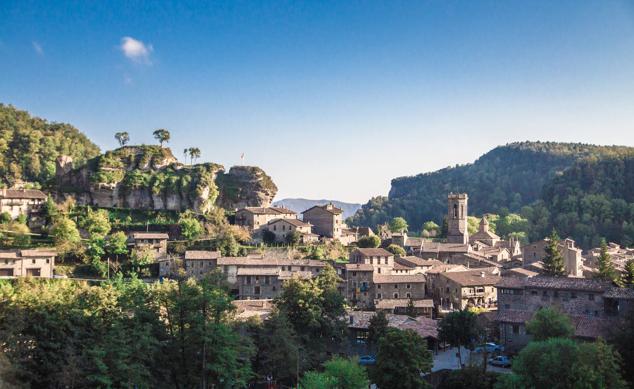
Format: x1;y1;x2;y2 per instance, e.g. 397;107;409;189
55;146;277;213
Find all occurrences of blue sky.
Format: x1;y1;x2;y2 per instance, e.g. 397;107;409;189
1;1;634;203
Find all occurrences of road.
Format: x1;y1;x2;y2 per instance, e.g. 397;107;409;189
432;347;511;374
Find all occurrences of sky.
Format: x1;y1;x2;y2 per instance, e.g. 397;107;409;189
1;1;634;203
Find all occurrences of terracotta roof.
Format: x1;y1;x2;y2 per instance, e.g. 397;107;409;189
302;203;343;215
375;299;434;309
373;274;425;284
425;264;468;274
345;263;374;271
352;248;393;257
603;287;634;299
496;309;613;339
504;267;539;278
420;242;470;253
496;309;533;323
0;189;47;200
0;251;19;259
239;207;296;215
185;250;221;260
347;311;439;339
397;256;443;268
268;218;311;228
439;268;501;286
405;237;424;247
131;232;169;240
236;267;280;276
278;271;314;280
393;261;413;271
217;257;325;267
19;249;56;257
498;276;611;292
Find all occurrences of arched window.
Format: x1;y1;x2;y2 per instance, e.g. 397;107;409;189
461;204;464;218
453;204;458;218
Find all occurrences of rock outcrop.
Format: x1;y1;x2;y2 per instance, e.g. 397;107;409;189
55;146;277;213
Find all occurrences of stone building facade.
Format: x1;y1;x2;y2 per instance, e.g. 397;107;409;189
0;189;47;220
302;203;344;239
522;238;583;277
184;250;221;278
447;193;469;244
130;232;169;258
235;206;296;230
432;267;501;311
0;249;56;278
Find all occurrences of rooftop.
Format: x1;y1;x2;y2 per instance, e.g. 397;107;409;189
131;232;169;240
439;268;501;286
352;247;393;257
373;273;426;284
302;203;343;215
240;206;296;215
347;311;439;339
184;250;221;260
496;275;612;292
375;299;434;309
0;188;47;200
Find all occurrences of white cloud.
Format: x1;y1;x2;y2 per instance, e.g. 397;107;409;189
32;41;44;56
119;36;153;64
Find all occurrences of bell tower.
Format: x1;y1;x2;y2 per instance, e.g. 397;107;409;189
447;193;469;244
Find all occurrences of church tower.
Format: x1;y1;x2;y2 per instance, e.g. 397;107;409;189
447;193;469;244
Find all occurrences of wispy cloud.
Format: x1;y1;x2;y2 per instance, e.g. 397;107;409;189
32;41;44;56
119;36;153;64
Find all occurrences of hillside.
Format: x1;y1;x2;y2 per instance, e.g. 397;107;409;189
349;141;634;247
273;198;362;219
55;145;277;213
0;104;100;187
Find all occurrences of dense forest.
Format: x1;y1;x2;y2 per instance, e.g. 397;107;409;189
0;104;100;187
348;142;634;248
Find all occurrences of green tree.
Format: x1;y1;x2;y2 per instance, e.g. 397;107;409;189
386;243;406;257
152;128;171;147
357;235;380;248
285;230;301;246
597;238;619;284
422;220;440;237
438;310;481;368
0;212;11;224
301;357;368;389
525;307;573;341
106;231;128;262
543;230;565;276
254;312;302;386
188;147;201;164
623;258;634;287
405;297;416;317
262;229;276;244
85;236;108;277
367;310;389;347
438;366;499;389
50;216;81;259
495;338;626;389
389;217;408;233
80;208;111;237
372;328;432;389
114;131;129;147
179;213;203;241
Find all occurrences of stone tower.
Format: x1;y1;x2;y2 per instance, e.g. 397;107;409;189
447;193;469;244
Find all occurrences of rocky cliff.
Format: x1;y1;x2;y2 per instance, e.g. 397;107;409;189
55;146;277;213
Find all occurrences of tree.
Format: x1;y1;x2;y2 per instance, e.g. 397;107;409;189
50;216;81;258
179;213;203;241
114;131;129;147
262;229;276;244
372;328;432;389
438;366;499;389
80;208;111;238
405;297;416;317
623;258;634;287
386;243;406;257
597;238;619;284
188;147;201;164
152;129;170;147
525;307;573;341
389;217;408;233
285;230;301;246
301;357;369;389
367;310;389;347
422;221;440;237
107;231;128;263
543;229;565;276
0;212;11;224
438;310;481;368
254;312;302;386
495;338;626;389
357;235;380;248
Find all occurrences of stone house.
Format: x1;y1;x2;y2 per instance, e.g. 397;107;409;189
433;267;501;311
0;188;47;220
375;299;434;318
302;203;344;239
235;206;296;230
496;276;634;351
522;238;583;277
345;263;375;308
237;268;314;299
184;250;221;278
265;218;318;243
584;242;634;273
349;247;394;274
130;232;169;258
373;274;426;301
0;248;56;277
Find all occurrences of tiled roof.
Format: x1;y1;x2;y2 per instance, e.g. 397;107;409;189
0;251;19;259
19;248;56;257
302;203;343;215
353;248;393;257
504;267;539;278
131;232;169;240
603;287;634;299
498;276;611;292
439;268;501;286
375;299;434;309
393;261;413;271
397;256;443;268
373;274;426;284
236;267;280;276
240;207;296;215
345;263;374;271
268;218;311;228
347;311;439;339
496;309;613;339
420;242;470;253
185;250;221;260
278;271;314;280
0;189;47;200
217;257;325;267
425;264;468;274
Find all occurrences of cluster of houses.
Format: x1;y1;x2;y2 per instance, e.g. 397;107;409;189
2;187;634;356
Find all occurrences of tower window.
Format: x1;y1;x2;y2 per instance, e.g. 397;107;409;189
453;204;458;218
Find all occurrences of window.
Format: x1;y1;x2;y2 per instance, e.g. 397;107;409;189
265;276;270;285
588;293;595;301
453;204;458;218
378;268;381;273
32;259;36;264
377;293;382;299
393;293;399;299
406;284;411;289
406;293;411;298
531;290;538;296
352;271;356;277
554;291;559;298
504;304;510;309
300;266;305;271
512;325;519;334
254;286;261;295
394;284;398;289
571;292;577;299
246;276;252;284
377;285;381;289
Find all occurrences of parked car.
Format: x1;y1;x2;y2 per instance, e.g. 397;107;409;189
473;342;504;353
489;355;512;368
358;355;376;366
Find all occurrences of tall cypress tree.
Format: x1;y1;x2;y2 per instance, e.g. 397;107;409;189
543;230;565;276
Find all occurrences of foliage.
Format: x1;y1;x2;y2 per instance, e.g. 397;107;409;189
609;309;634;386
438;310;482;367
389;217;408;233
422;220;440;237
372;328;432;389
597;238;620;284
438;366;499;389
386;243;406;257
0;212;11;224
495;338;626;389
49;216;81;258
261;229;276;244
253;311;302;386
114;131;129;147
543;230;565;276
179;212;204;241
357;234;380;248
0;222;31;248
0;104;100;186
301;357;369;389
79;208;111;237
623;259;634;287
525;307;573;341
367;310;389;346
286;230;301;246
152;128;170;147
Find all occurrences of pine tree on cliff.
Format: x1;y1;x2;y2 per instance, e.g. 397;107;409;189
153;129;170;147
543;229;565;277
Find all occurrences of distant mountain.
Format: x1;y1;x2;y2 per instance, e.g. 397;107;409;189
348;141;634;248
273;198;362;219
